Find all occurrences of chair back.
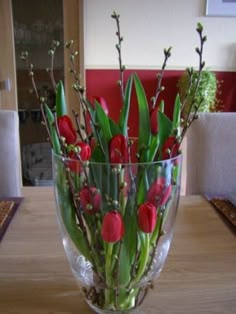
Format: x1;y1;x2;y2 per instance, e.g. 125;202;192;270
0;110;22;197
185;112;236;195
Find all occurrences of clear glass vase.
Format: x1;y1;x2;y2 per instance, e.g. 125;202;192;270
52;152;182;313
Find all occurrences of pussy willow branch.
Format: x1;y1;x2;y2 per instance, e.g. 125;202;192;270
111;12;125;104
72;109;86;142
151;47;172;110
180;67;195;112
66;41;106;156
40;103;54;147
20;52;39;100
180;23;206;144
20;52;54;147
47;40;59;92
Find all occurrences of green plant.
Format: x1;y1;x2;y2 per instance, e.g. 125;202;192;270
20;12;208;312
178;68;221;117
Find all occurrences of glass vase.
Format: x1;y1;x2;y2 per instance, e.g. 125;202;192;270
52;152;182;313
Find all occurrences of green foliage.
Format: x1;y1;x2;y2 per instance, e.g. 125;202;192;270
56;80;67;117
178;69;219;115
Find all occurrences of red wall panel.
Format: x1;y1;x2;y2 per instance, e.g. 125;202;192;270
86;69;236;136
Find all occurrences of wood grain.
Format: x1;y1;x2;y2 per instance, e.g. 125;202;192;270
0;187;235;313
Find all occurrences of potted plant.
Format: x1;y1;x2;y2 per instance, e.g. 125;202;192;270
177;68;222;118
21;12;207;314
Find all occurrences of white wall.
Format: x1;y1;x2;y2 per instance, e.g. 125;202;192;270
84;0;236;71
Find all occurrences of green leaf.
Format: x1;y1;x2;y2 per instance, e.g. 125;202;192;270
149;133;159;161
91;145;105;162
119;75;133;135
44;104;60;154
109;117;122;136
56;81;67;117
95;102;113;158
172;94;181;135
55;166;92;262
159;100;165;112
118;208;137;286
158;111;173;156
133;73;151;161
61;199;92;262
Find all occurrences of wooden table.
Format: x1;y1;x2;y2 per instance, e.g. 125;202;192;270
0;187;235;313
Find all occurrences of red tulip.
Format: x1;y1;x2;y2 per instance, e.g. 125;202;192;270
69;142;91;160
159;184;172;206
147;178;172;207
147;177;166;206
79;186;101;214
109;134;129;164
162;136;179;160
57;115;77;144
150;107;159;135
138;202;157;233
101;211;124;243
92;96;109;115
68;142;91;172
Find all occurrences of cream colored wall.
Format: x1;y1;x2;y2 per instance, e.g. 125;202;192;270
84;0;236;71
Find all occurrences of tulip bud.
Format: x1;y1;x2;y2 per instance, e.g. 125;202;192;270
162;136;179;160
109;134;129;164
79;186;101;214
101;211;124;243
138;202;157;233
68;142;91;172
147;177;166;206
91;96;109;115
57;115;77;144
147;178;172;208
159;184;172;206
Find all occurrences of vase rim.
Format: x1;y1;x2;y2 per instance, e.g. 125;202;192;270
52;150;182;166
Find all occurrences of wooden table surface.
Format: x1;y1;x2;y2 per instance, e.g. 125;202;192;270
0;187;235;314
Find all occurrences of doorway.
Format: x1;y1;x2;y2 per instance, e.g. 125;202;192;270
0;0;84;187
12;0;64;186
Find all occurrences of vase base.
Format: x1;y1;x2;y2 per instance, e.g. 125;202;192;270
83;283;152;314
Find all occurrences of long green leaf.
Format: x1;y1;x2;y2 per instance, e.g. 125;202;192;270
158;111;173;157
172;94;181;136
118;207;137;286
133;73;151;161
45;104;60;154
95;102;112;158
56;81;67;117
109;118;122;136
119;75;133;135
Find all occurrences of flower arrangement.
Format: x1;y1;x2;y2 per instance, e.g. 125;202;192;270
21;12;207;313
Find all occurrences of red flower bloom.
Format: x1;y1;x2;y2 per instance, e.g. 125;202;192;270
79;186;101;214
162;136;179;160
109;134;129;164
68;142;91;172
101;211;125;243
69;142;91;160
57;115;77;144
150;107;159;135
147;177;166;205
159;184;172;206
92;96;109;115
138;202;157;233
147;178;172;207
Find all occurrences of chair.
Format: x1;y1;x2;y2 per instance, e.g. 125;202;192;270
184;112;236;196
0;110;22;197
